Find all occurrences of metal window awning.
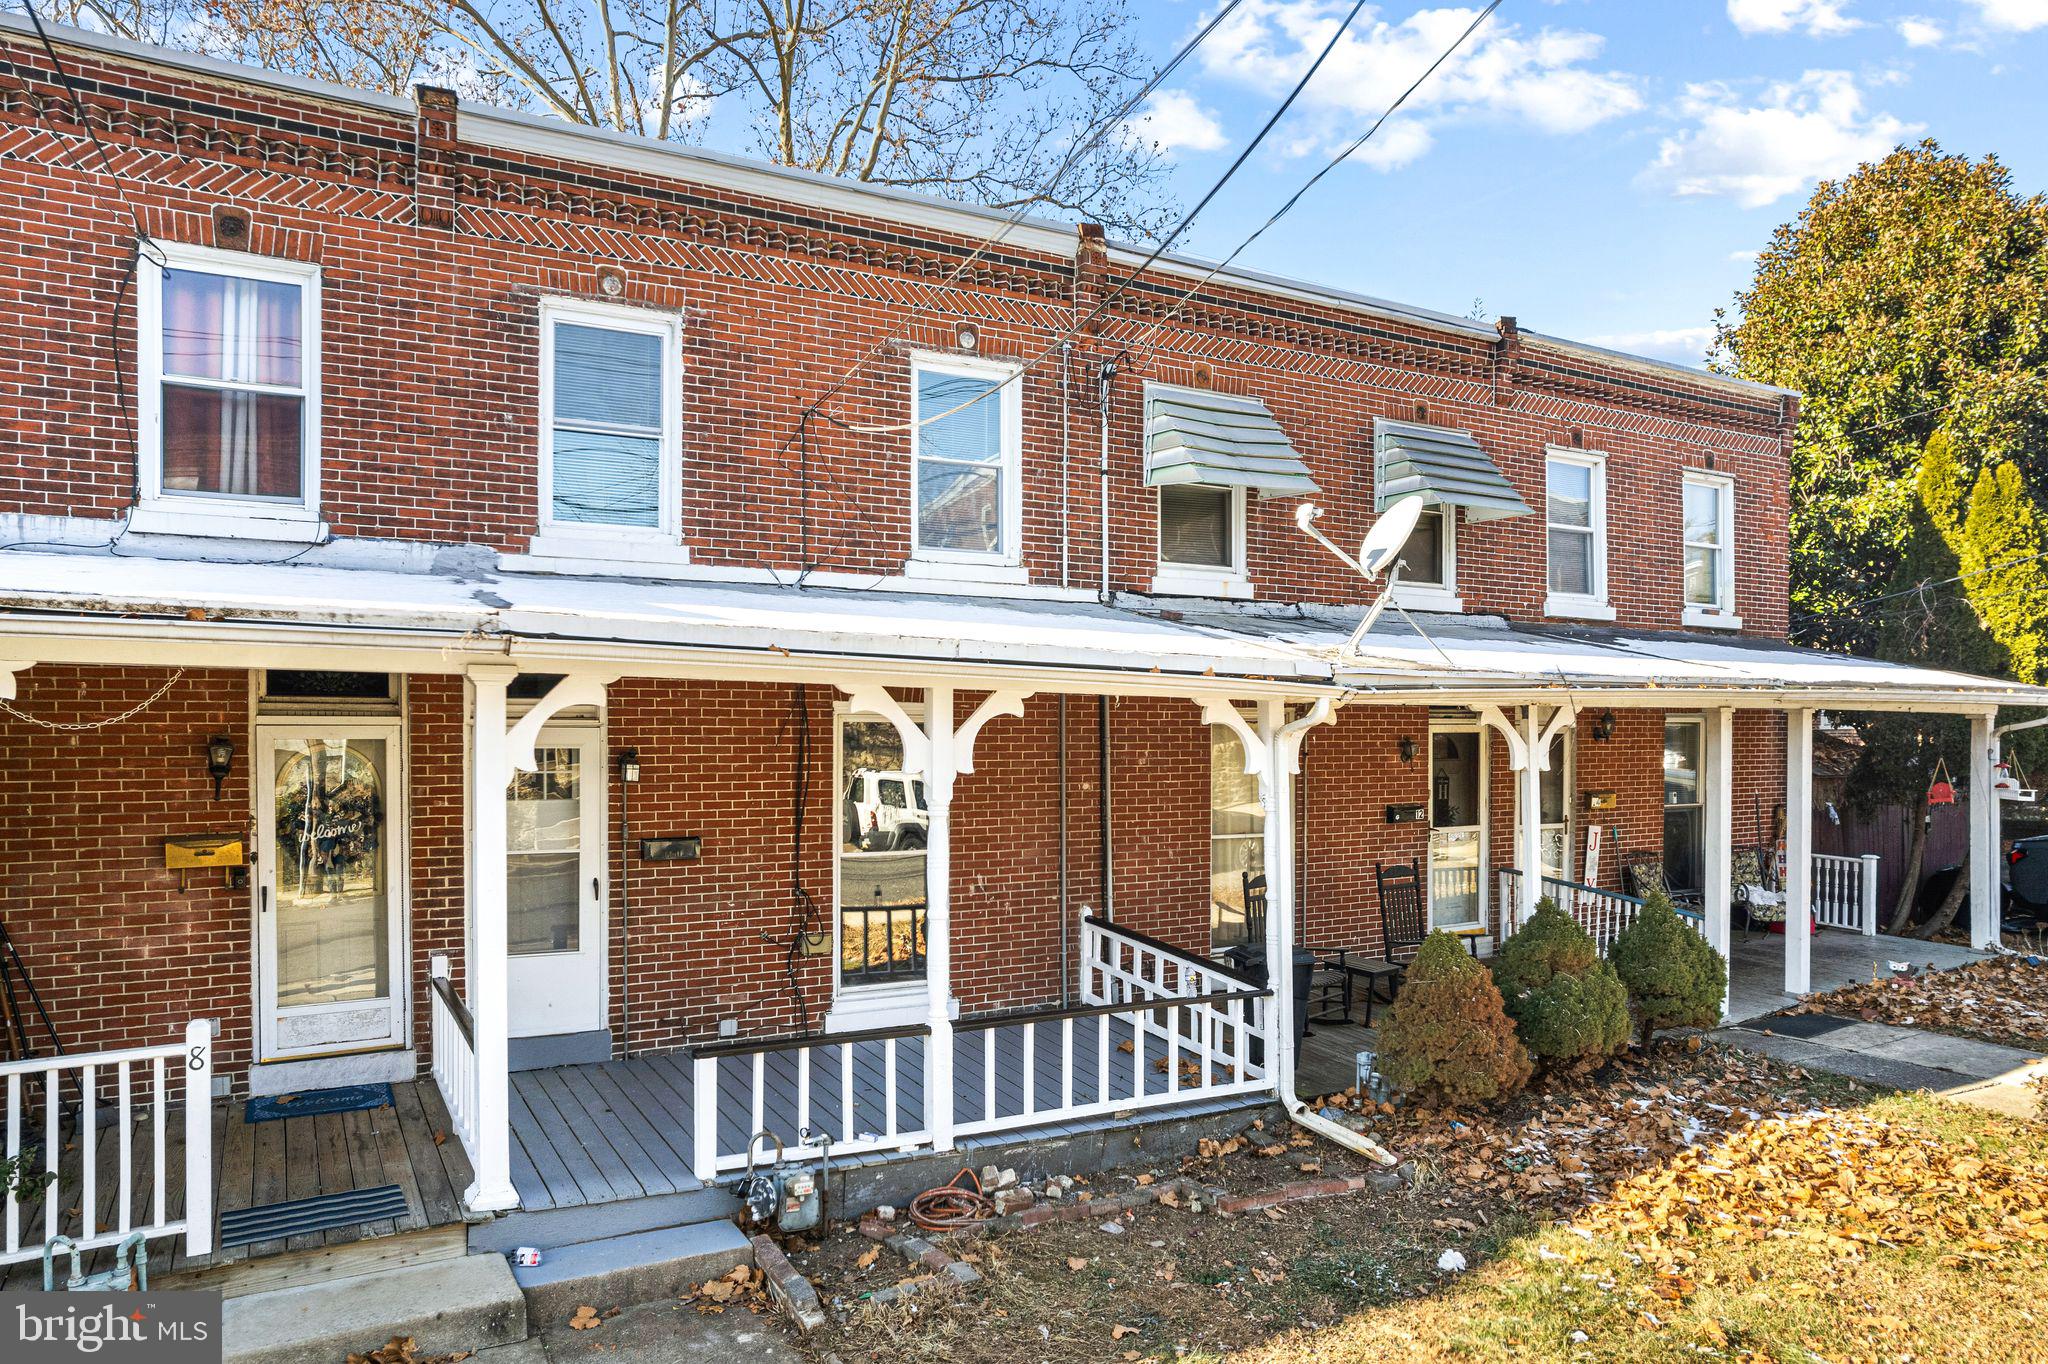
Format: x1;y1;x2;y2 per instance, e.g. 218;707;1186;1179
1146;390;1319;495
1374;418;1532;523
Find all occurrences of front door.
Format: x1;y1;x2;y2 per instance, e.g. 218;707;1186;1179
257;724;405;1060
506;730;605;1039
1428;726;1486;929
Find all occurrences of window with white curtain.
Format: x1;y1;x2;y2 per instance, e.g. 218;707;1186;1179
138;242;321;532
911;355;1020;563
539;299;680;540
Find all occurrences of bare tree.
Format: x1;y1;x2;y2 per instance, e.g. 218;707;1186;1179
47;0;1173;236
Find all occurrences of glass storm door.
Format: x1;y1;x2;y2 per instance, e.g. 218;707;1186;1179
506;730;605;1039
1539;736;1572;884
1428;728;1485;929
257;725;404;1060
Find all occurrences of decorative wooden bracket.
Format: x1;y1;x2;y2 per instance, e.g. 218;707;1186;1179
1533;703;1575;771
955;690;1031;776
1470;703;1527;770
507;673;615;774
840;684;932;776
1197;697;1268;780
0;663;23;702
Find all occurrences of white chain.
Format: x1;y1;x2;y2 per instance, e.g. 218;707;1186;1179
0;668;186;730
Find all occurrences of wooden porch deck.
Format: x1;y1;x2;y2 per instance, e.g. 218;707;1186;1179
0;1077;473;1292
506;1015;1267;1212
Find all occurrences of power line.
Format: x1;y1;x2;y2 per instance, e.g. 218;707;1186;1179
1789;544;2048;633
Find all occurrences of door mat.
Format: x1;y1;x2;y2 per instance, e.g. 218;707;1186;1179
219;1184;409;1248
1757;1011;1857;1040
244;1082;393;1124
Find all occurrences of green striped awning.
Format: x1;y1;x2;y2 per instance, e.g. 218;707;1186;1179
1146;389;1319;495
1374;418;1533;523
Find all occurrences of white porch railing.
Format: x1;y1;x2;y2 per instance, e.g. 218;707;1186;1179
1496;870;1704;953
428;954;479;1161
1812;853;1881;934
2;1019;213;1268
689;1024;932;1181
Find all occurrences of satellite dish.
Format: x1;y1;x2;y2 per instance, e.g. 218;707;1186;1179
1358;495;1426;580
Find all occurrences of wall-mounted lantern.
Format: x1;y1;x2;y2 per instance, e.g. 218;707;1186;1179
205;735;235;800
1590;710;1617;742
1397;735;1418;764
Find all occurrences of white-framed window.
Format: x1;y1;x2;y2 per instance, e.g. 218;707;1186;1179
1386;503;1463;612
1146;383;1252;598
535;297;683;556
909;352;1023;572
1544;449;1611;620
1682;472;1739;628
135;241;322;541
828;700;931;1032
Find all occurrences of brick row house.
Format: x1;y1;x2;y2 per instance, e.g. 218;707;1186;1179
0;16;2038;1285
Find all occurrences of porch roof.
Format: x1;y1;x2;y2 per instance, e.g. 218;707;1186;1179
1173;608;2048;711
0;546;1331;689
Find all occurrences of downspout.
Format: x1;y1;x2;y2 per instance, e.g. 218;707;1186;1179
1058;693;1071;1005
1099;696;1114;920
1268;698;1397;1167
1097;356;1117;604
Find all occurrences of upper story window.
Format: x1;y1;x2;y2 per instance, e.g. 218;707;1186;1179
1682;472;1739;628
910;354;1022;572
1159;484;1242;575
535;298;683;560
1385;503;1463;613
1545;450;1611;620
136;243;322;541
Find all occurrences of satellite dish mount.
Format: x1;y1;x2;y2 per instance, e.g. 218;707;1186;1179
1295;496;1428;656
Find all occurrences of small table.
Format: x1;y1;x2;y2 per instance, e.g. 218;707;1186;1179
1308;947;1405;1027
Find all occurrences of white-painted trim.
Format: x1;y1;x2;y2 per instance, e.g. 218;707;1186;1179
246;1047;419;1097
1682;471;1736;618
831;695;935;1021
136;241;325;536
1543;447;1608;613
900;558;1030;587
909;351;1024;569
1150;564;1254;600
537;295;685;547
1426;716;1490;932
1384;505;1460;612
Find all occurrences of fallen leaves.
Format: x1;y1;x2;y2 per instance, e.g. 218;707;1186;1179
683;1263;769;1314
1798;956;2048;1051
856;1244;881;1270
346;1339;471;1364
1066;1256;1088;1272
567;1306;601;1332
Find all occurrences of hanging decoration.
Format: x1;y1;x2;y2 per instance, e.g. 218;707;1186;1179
1927;756;1957;807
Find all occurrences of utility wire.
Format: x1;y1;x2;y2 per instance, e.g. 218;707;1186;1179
1789;544;2048;634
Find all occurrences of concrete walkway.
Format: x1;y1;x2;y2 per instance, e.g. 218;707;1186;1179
1717;1016;2048;1118
1726;929;1986;1023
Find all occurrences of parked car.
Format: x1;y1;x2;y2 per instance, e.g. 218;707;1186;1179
2003;834;2048;928
842;769;929;850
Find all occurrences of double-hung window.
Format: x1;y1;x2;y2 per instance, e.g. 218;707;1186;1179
536;298;683;559
136;242;321;540
1545;450;1610;619
1387;504;1459;610
1682;473;1737;627
910;354;1022;573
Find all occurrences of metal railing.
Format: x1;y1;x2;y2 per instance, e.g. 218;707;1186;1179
428;953;478;1161
689;1022;931;1180
1812;854;1880;934
2;1020;213;1267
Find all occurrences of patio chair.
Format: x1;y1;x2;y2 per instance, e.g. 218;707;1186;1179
1732;845;1785;938
1240;871;1268;949
1340;862;1426;1024
1623;854;1703;913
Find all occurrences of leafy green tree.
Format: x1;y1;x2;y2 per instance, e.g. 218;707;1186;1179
1716;143;2048;658
1490;899;1630;1069
1607;893;1726;1045
1375;932;1531;1107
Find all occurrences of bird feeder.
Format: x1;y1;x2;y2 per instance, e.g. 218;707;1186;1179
1927;757;1957;807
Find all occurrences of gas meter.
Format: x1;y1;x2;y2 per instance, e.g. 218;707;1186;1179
736;1130;827;1234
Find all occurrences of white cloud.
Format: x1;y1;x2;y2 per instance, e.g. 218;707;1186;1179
1191;1;1642;172
1132;89;1229;158
1582;325;1717;367
1642;70;1920;208
1727;0;1862;37
1727;248;1760;262
1896;15;1946;45
1961;0;2048;32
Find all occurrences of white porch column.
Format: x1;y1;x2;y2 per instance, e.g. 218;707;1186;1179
1784;707;1814;997
1703;707;1735;965
923;685;957;1153
1970;710;2000;950
1516;706;1543;924
1257;700;1291;1098
464;663;520;1213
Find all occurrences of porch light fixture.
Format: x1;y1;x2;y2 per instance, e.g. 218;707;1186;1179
1590;709;1616;742
1397;735;1417;764
205;735;235;799
617;748;641;783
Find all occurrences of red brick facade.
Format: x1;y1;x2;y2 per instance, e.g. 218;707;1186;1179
0;30;1802;1085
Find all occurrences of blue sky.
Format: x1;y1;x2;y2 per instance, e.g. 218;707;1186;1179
1120;0;2048;366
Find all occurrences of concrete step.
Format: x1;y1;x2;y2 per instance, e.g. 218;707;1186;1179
471;1183;741;1254
512;1219;754;1328
222;1249;527;1364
